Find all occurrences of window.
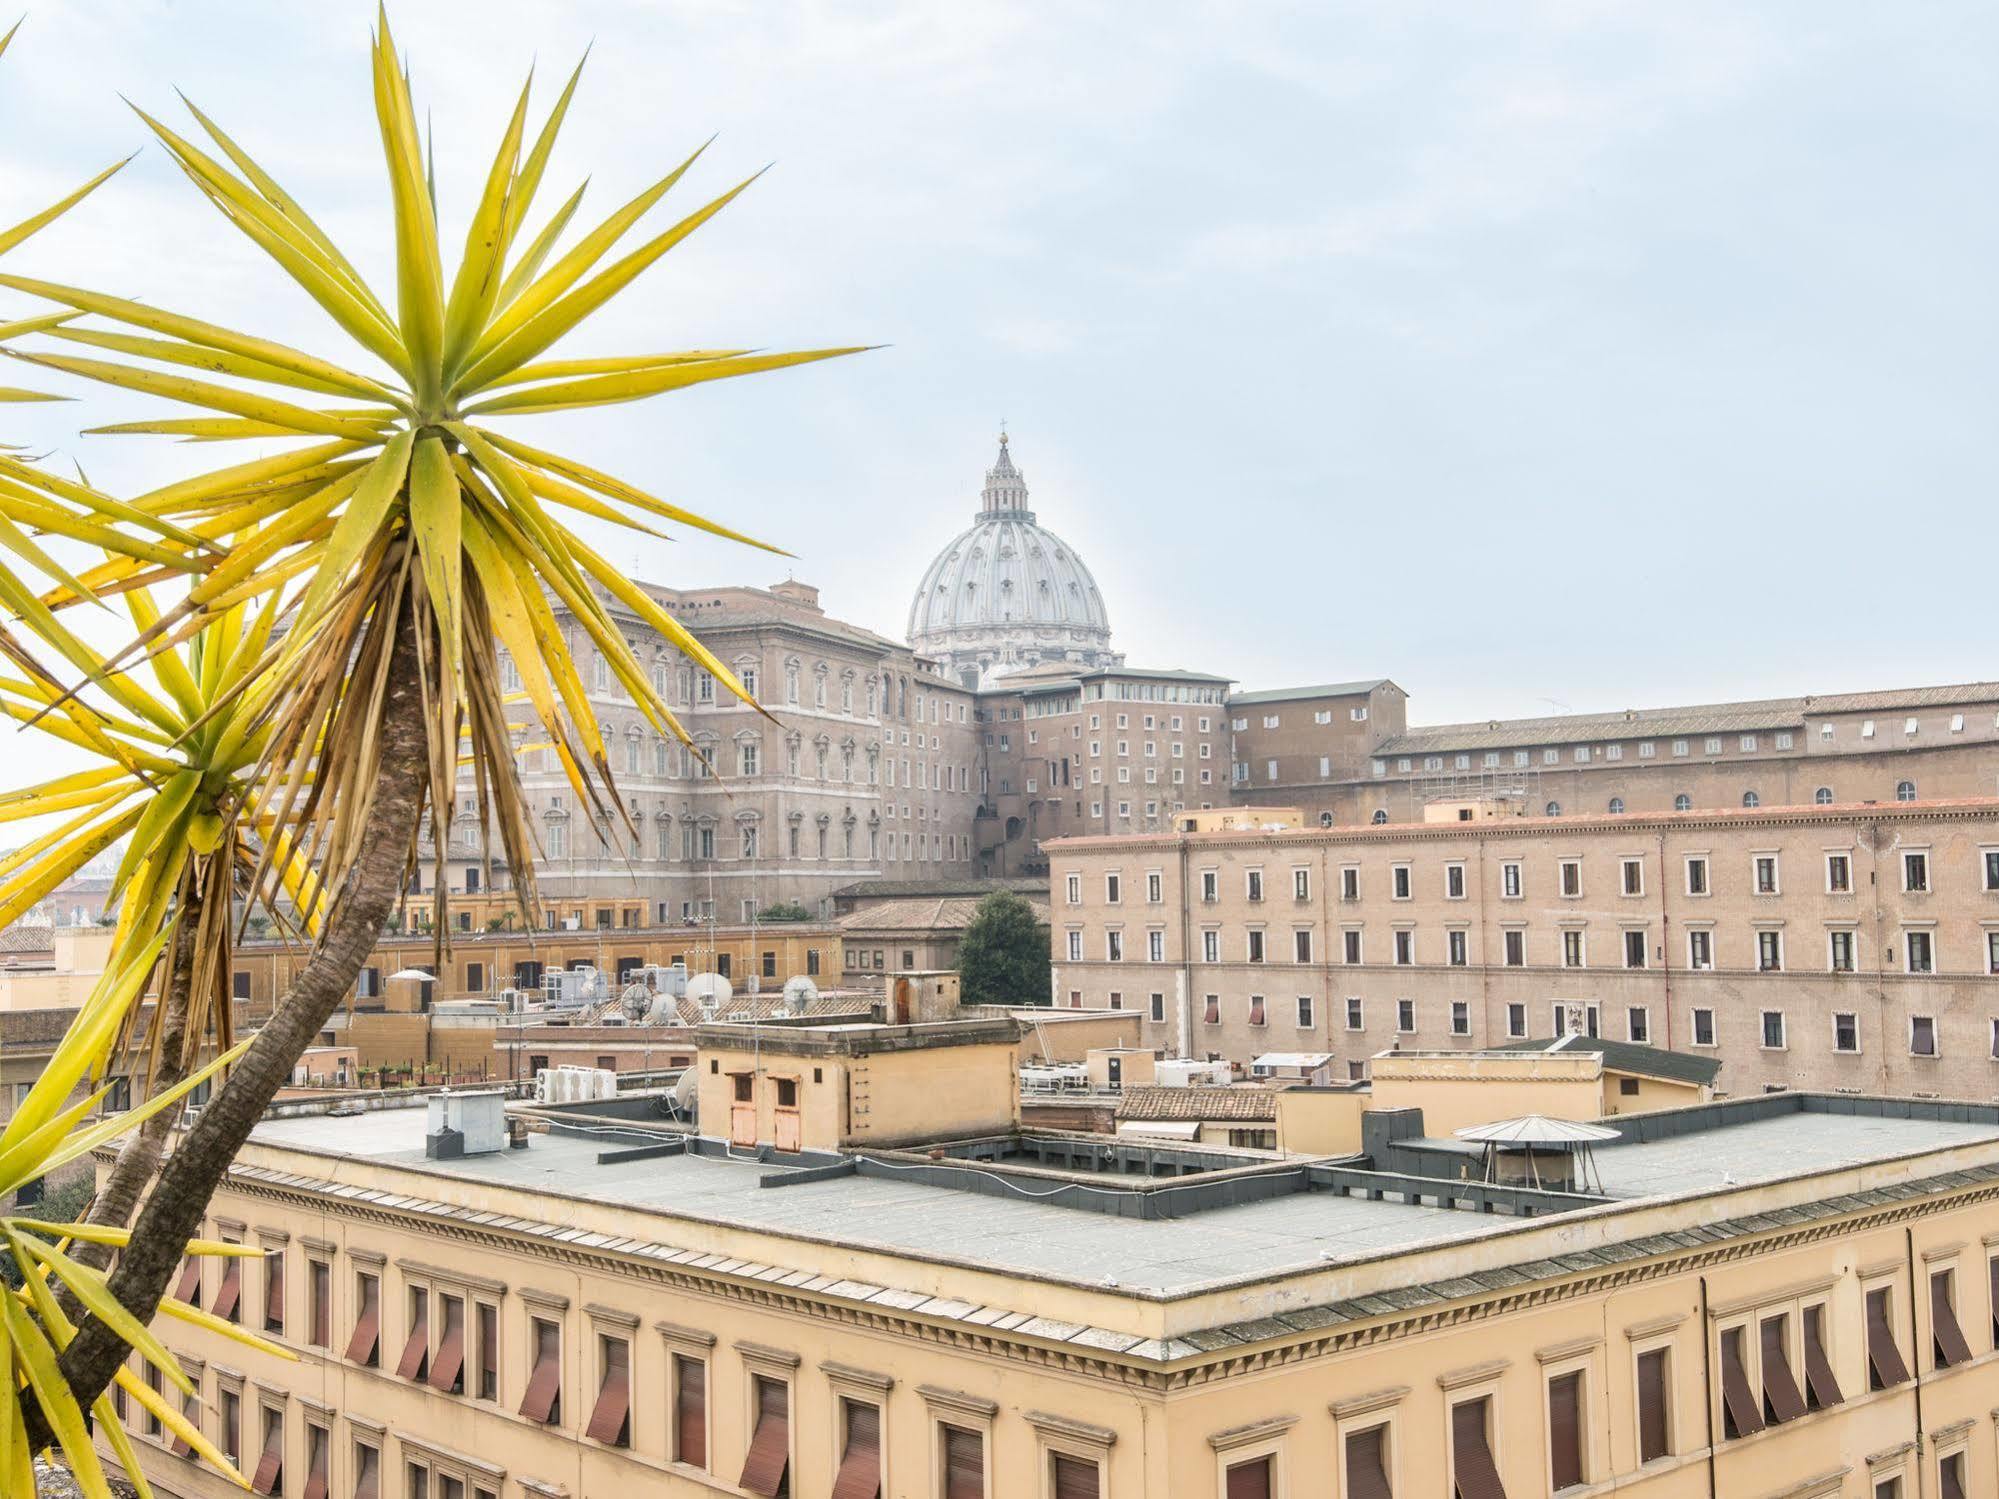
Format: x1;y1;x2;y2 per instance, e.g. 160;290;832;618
1148;931;1165;963
1105;873;1121;904
1898;780;1917;802
1687;929;1713;970
308;1259;330;1349
1911;1015;1937;1057
1343;1425;1390;1499
1447;930;1467;967
739;1376;790;1497
429;1294;466;1395
1758;1312;1807;1426
1624;931;1646;969
1685;856;1708;895
1393;931;1413;966
1065;874;1080;905
1562;930;1584;968
1754;855;1779;894
1801;1302;1842;1410
346;1272;380;1365
1245;930;1263;964
1674;794;1691;811
1449;1398;1503;1498
1826;853;1851;893
1345;998;1364;1031
1621;859;1642;896
262;1248;284;1336
1546;801;1562;817
1507;1002;1526;1038
1758;930;1783;971
1761;1010;1786;1048
1834;1012;1859;1052
831;1399;881;1498
1391;864;1411;900
1050;1453;1100;1499
1906;931;1934;974
1203;995;1220;1025
1149;993;1165;1023
476;1301;498;1400
1815;786;1834;805
250;1403;283;1495
1246;870;1264;902
1718;1326;1762;1439
1371;810;1387;825
1905;851;1930;892
1743;791;1760;809
1341;867;1360;900
1503;930;1524;966
1293;930;1312;964
1559;860;1581;897
1396;998;1414;1033
1940;1452;1967;1499
1548;1370;1585;1491
1445;863;1466;899
1066;931;1082;963
1929;1268;1969;1370
1295;995;1313;1028
1866;1285;1910;1389
1201;870;1218;902
519;1318;561;1424
1247;995;1267;1026
1608;797;1624;814
395;1286;429;1383
219;1386;242;1466
1985;848;1999;892
1343;931;1362;965
1451;1000;1469;1036
1106;931;1124;962
1627;1007;1649;1043
1501;861;1521;898
1693;1008;1715;1046
941;1424;983;1499
214;1244;243;1323
1636;1347;1670;1462
1830;930;1856;972
1149;872;1164;903
586;1336;632;1447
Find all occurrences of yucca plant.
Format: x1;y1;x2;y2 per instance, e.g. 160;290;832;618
4;6;858;1469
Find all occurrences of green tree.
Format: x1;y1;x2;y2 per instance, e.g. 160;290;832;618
956;891;1051;1006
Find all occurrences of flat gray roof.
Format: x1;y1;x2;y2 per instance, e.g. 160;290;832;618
248;1105;1999;1297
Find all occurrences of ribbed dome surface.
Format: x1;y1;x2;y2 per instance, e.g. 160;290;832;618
907;436;1113;684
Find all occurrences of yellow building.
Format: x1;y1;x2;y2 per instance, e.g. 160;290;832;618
102;1016;1999;1499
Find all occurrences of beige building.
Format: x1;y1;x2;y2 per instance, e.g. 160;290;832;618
100;1014;1999;1499
1047;796;1999;1098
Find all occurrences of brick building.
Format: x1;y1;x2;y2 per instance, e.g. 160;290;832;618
1047;797;1999;1098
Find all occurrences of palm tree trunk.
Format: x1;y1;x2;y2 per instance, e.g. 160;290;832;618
30;602;431;1447
67;874;205;1278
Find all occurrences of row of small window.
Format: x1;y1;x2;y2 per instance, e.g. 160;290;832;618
539;817;915;864
1230;706;1371;730
1019;711;1213;736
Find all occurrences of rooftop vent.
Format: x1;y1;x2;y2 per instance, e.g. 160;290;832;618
426;1088;508;1159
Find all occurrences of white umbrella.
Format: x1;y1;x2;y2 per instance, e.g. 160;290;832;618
389;967;436;982
1455;1115;1620;1144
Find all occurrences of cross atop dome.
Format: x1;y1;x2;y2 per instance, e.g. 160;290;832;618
981;427;1031;518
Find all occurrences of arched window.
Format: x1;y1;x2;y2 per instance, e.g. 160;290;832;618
1674;794;1691;811
1370;809;1388;825
1318;811;1334;828
1742;791;1760;808
1897;780;1916;802
1545;801;1562;817
1814;786;1833;805
1608;797;1625;814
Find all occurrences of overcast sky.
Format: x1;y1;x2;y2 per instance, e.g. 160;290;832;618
2;0;1994;738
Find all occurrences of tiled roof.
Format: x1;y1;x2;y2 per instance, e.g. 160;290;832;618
1229;680;1393;705
836;877;1044;900
838;894;1049;933
1376;680;1999;756
1117;1085;1278;1122
0;918;55;954
1488;1036;1722;1088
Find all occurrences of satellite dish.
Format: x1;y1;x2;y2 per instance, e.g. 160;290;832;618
672;1068;699;1117
686;973;732;1009
621;982;652;1021
782;975;819;1012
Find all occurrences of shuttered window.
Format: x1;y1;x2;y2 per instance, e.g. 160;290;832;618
1718;1327;1764;1440
171;1256;202;1308
1052;1453;1100;1499
739;1376;790;1496
1450;1398;1506;1499
353;1443;380;1499
1931;1270;1974;1369
249;1407;283;1495
519;1319;562;1424
829;1400;881;1499
345;1273;380;1365
1801;1304;1843;1410
1940;1451;1967;1499
1990;1259;1999;1351
1344;1425;1391;1499
1636;1349;1669;1462
585;1338;632;1448
673;1355;706;1469
309;1260;331;1349
428;1297;465;1394
395;1289;429;1382
263;1250;284;1334
1225;1456;1271;1499
1867;1287;1911;1390
1759;1315;1806;1424
942;1425;983;1499
1547;1372;1583;1491
215;1255;243;1323
301;1423;328;1499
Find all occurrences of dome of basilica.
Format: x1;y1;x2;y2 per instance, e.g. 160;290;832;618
907;434;1119;689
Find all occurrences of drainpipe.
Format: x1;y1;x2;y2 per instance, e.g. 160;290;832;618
1906;1227;1928;1493
1699;1276;1718;1499
1176;836;1193;1058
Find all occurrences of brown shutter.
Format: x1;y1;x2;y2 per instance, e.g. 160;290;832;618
829;1401;882;1499
1991;1258;1999;1351
1635;1349;1669;1461
264;1252;284;1329
1931;1272;1974;1368
674;1356;707;1469
249;1415;283;1495
1548;1372;1583;1490
1052;1453;1100;1499
427;1300;466;1393
519;1324;562;1424
168;1394;194;1458
1344;1425;1391;1499
739;1378;790;1497
344;1279;380;1365
1718;1329;1764;1440
395;1307;429;1382
301;1427;328;1499
1758;1317;1807;1424
213;1257;242;1322
353;1446;380;1499
585;1341;631;1447
1866;1287;1911;1389
943;1425;984;1499
1801;1305;1843;1410
1225;1456;1271;1499
1451;1398;1507;1499
171;1257;201;1307
1940;1453;1966;1499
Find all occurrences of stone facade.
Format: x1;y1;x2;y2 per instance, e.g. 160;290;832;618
1047;797;1999;1098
